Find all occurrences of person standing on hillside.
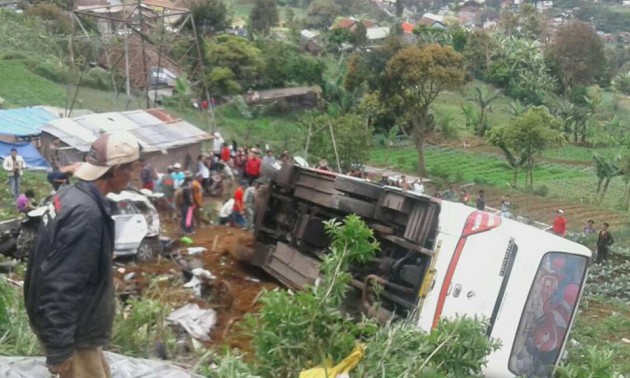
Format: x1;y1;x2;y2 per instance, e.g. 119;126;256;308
179;177;194;234
212;132;224;159
192;173;204;227
244;180;260;229
500;195;512;218
476;189;486;211
3;148;25;198
24;131;141;378
552;209;567;237
246;151;261;185
583;219;596;236
596;222;614;264
140;159;158;191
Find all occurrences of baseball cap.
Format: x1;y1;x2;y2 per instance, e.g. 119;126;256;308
174;163;182;169
557;209;564;214
74;131;141;182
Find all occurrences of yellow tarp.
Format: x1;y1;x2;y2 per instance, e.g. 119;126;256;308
299;344;365;378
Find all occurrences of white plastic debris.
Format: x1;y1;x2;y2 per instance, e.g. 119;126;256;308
183;268;216;297
166;303;217;342
245;277;260;283
187;247;207;256
123;272;136;281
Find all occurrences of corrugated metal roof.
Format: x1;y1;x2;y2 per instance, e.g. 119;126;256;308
40;109;211;153
0;107;60;136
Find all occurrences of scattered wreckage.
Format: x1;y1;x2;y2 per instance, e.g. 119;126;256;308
247;160;593;377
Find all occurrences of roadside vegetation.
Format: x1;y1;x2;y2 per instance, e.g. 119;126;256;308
0;0;629;375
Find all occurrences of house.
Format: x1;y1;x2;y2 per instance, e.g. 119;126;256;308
366;26;390;41
300;29;323;53
331;17;378;31
458;7;479;27
39;109;212;173
418;13;448;29
623;0;630;6
245;86;322;111
536;1;553;11
401;21;415;34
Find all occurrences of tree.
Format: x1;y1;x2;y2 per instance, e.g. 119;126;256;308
383;45;467;176
205;35;266;95
548;22;605;93
304;113;373;171
613;71;630;95
249;0;279;36
184;0;230;33
592;154;621;205
306;0;341;30
489;106;563;188
469;86;501;137
463;30;500;80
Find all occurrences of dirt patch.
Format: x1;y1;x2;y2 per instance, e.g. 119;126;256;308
114;224;277;352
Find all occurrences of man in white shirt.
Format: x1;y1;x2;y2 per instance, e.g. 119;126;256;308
412;179;424;194
218;198;235;225
212;132;224;159
243;181;260;229
3;148;25;198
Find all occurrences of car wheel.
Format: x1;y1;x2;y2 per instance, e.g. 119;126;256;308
334;176;383;201
136;239;156;262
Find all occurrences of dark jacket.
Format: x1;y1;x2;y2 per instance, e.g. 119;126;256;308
24;182;115;366
597;230;614;248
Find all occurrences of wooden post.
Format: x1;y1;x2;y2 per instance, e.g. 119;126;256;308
304;122;312;162
329;122;341;173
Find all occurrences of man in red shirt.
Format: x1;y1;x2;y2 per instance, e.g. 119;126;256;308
232;185;245;227
245;151;261;185
220;143;231;163
552;209;567;237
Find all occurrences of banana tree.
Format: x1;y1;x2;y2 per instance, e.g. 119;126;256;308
469;86;501;137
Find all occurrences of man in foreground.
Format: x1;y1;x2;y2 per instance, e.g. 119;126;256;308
24;131;141;378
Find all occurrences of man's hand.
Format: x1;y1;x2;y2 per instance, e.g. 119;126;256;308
47;357;72;375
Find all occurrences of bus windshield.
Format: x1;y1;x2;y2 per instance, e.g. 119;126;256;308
509;252;588;377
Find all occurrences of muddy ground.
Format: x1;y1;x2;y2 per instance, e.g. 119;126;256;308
113;222;278;351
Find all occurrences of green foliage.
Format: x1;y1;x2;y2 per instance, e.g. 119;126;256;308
205;35;266;95
186;0;230;32
248;0;279;36
556;346;616;378
353;317;500;377
0;279;40;356
197;350;261;378
612;71;630;95
247;216;379;378
489;106;563;188
304;113;373;171
383;44;467;175
255;39;324;88
111;295;175;357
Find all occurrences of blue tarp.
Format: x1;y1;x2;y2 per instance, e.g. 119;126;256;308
0;107;59;136
0;141;51;171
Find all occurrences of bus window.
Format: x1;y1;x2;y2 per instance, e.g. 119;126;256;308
509;252;588;377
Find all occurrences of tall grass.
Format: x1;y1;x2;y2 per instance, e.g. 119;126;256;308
0;280;40;356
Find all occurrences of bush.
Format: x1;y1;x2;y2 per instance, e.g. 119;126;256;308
353;317;500;377
246;216;379;378
556;345;616;378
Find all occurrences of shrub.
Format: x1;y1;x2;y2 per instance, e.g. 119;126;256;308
246;216;379;378
532;184;549;197
353;317;500;377
556;345;616;378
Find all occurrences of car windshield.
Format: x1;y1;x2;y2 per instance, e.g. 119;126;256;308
110;200;139;216
509;252;588;377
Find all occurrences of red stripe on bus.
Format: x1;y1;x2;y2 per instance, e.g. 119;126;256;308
432;236;467;329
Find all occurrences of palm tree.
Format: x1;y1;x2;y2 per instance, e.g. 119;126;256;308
469;86;501;137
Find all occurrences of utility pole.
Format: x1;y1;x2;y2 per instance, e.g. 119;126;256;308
123;25;131;98
137;0;150;108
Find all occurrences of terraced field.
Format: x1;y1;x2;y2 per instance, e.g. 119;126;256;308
371;145;630;245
